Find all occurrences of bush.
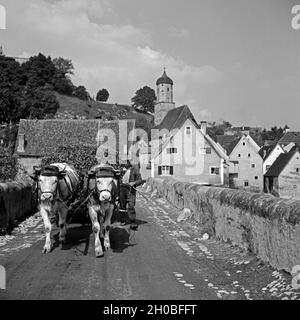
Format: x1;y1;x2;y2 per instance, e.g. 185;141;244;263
0;148;18;182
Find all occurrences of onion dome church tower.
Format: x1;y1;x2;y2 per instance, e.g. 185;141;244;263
154;68;175;126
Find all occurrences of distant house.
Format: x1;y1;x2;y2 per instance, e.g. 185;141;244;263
151;105;229;185
277;131;300;146
225;134;263;191
258;143;285;174
264;150;300;200
15;119;136;174
224;126;262;136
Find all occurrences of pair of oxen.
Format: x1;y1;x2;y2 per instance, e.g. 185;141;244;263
31;162;124;257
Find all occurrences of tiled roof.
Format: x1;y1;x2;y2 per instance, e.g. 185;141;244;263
265;151;297;177
278;132;300;145
153;105;199;132
216;135;240;154
249;134;263;147
15;119;135;163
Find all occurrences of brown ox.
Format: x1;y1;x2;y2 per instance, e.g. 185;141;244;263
85;164;119;257
31;163;80;253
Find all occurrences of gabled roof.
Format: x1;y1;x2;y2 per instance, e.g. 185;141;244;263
224;134;262;156
15;119;135;164
225;138;241;155
154;105;199;132
278;132;300;145
265;151;297;177
216;135;240;154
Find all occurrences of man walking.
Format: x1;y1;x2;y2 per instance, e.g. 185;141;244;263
120;160;144;230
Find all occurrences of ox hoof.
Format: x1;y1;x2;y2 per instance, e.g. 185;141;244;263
42;246;51;254
104;242;110;251
95;250;104;257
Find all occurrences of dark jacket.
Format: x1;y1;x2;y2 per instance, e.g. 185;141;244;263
121;164;143;194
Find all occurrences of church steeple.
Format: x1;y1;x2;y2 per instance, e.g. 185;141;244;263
154;68;175;126
156;68;174;104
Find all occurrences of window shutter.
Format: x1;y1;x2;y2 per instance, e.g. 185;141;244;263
170;166;174;175
158;166;162;175
215;167;220;175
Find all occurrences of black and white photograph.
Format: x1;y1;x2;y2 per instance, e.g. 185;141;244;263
1;0;300;307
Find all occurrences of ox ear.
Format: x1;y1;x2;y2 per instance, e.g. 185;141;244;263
30;166;41;181
33;166;42;175
58;171;66;179
88;169;95;177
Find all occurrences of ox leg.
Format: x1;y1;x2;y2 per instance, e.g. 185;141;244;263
103;205;113;251
40;206;52;253
57;202;68;244
88;206;103;257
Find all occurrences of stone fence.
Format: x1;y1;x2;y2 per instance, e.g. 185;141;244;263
146;178;300;274
0;181;36;230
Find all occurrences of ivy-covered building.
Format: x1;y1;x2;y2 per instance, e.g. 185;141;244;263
14;119;136;174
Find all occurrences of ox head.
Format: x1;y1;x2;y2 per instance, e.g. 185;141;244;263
31;166;66;203
89;166;119;203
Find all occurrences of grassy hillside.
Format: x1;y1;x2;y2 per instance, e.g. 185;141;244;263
54;93;154;134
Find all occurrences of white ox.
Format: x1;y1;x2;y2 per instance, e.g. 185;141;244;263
86;164;118;257
31;163;80;253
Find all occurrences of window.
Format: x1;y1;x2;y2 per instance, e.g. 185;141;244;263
186;126;191;135
243;142;246;146
248;153;251;157
206;147;212;154
158;166;173;176
254;176;258;180
244;181;249;187
251;163;255;168
297;168;300;173
104;148;108;157
238;154;241;158
210;167;220;175
167;147;177;154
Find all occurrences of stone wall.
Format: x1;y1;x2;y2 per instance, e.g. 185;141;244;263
0;181;36;230
146;177;300;274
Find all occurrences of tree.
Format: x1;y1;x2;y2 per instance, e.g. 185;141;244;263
53;57;74;77
52;74;74;95
207;120;232;141
131;86;156;113
96;88;109;102
73;85;90;100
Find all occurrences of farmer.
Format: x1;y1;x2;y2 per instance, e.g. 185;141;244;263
119;160;144;230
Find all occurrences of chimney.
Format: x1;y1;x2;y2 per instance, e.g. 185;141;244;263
200;121;207;135
17;134;25;153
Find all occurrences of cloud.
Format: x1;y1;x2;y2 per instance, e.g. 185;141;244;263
3;0;222;121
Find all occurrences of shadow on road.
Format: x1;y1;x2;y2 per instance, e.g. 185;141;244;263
52;225;92;255
50;218;149;255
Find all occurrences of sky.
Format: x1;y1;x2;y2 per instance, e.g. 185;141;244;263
0;0;300;129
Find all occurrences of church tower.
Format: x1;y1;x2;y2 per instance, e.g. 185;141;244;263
154;68;175;126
